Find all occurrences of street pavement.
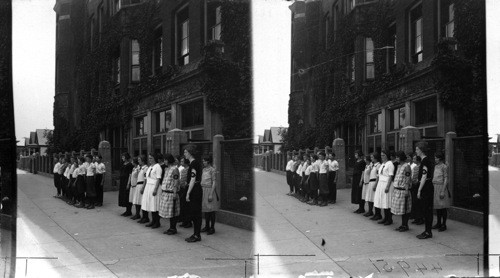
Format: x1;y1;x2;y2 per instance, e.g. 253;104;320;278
490;165;500;276
254;168;484;278
16;169;254;278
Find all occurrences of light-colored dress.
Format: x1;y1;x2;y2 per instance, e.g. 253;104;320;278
141;163;162;212
159;165;181;218
132;165;148;205
201;166;219;212
374;161;394;209
433;163;451;209
128;165;139;203
365;162;380;202
391;163;412;215
361;163;372;201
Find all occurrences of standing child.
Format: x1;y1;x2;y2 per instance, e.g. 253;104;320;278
75;157;87;208
327;153;339;204
294;155;303;198
302;157;312;203
128;158;140;217
58;157;66;199
367;153;381;219
285;154;294;196
307;154;319;205
85;154;97;209
134;155;148;222
53;155;61;198
95;154;106;207
67;157;78;205
178;157;191;228
432;152;450;232
61;157;70;201
360;155;373;216
352;150;366;213
159;154;181;235
318;152;329;207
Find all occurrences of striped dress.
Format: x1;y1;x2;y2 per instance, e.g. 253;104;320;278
391;162;412;215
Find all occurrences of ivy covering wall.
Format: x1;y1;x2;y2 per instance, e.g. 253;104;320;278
53;0;252;153
282;0;485;151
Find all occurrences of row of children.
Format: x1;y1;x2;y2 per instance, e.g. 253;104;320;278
285;152;339;206
286;141;450;240
52;153;105;209
352;142;450;239
117;145;219;242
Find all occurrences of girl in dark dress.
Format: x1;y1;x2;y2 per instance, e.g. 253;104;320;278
415;141;435;239
119;152;134;216
184;144;203;243
352;150;367;213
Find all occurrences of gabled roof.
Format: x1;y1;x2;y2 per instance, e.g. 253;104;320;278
36;129;51;146
28;132;37;145
270;127;286;144
258;135;264;144
263;129;271;143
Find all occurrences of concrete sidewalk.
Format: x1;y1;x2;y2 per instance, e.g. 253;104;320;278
16;169;254;277
254;168;484;277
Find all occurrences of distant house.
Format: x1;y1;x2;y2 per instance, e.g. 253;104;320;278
256;127;286;154
23;129;51;156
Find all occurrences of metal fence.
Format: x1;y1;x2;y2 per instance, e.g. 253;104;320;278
220;139;253;216
452;135;485;212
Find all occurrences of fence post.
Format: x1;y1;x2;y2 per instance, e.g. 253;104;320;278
445;132;457;205
213;134;224;201
399;126;421;154
98;141;113;192
332;138;346;189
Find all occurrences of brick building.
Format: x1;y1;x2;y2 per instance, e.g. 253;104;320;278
288;0;484;153
287;0;486;219
53;0;249;166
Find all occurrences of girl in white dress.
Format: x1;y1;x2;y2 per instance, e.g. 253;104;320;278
366;153;381;218
128;158;140;219
373;150;395;225
141;154;163;228
134;155;149;222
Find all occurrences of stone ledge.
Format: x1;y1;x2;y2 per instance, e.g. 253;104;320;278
0;213;13;231
448;206;483;227
214;210;254;231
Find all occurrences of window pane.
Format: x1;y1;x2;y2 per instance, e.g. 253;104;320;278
132;66;140;81
191;130;204;140
387;133;395;151
132;40;139;51
366;64;374;79
415;97;437;126
377;113;383;132
214;24;221;40
133;139;140;157
399;107;405;129
165;111;172;131
416;19;421;36
182;21;188;39
365;38;374;62
446;21;454;38
183;55;189;65
153;136;161;155
140;138;147;156
181;39;188;55
132;52;139;65
449;4;454;21
216;6;221;23
416;35;422;53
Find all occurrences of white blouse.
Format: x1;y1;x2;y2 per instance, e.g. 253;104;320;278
146;163;162;184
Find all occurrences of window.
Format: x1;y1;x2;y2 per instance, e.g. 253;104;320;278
209;5;221;41
153;26;162;75
177;7;189;66
389;107;405;130
135;115;148;136
349;0;356;10
181;100;204;128
154;110;171;133
445;4;454;37
369;113;382;134
324;14;330;49
113;0;120;15
349;54;355;82
131;39;140;82
414;97;437;126
98;3;104;43
333;3;339;41
386;23;396;73
410;4;423;63
113;49;120;84
365;37;374;80
89;15;94;50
